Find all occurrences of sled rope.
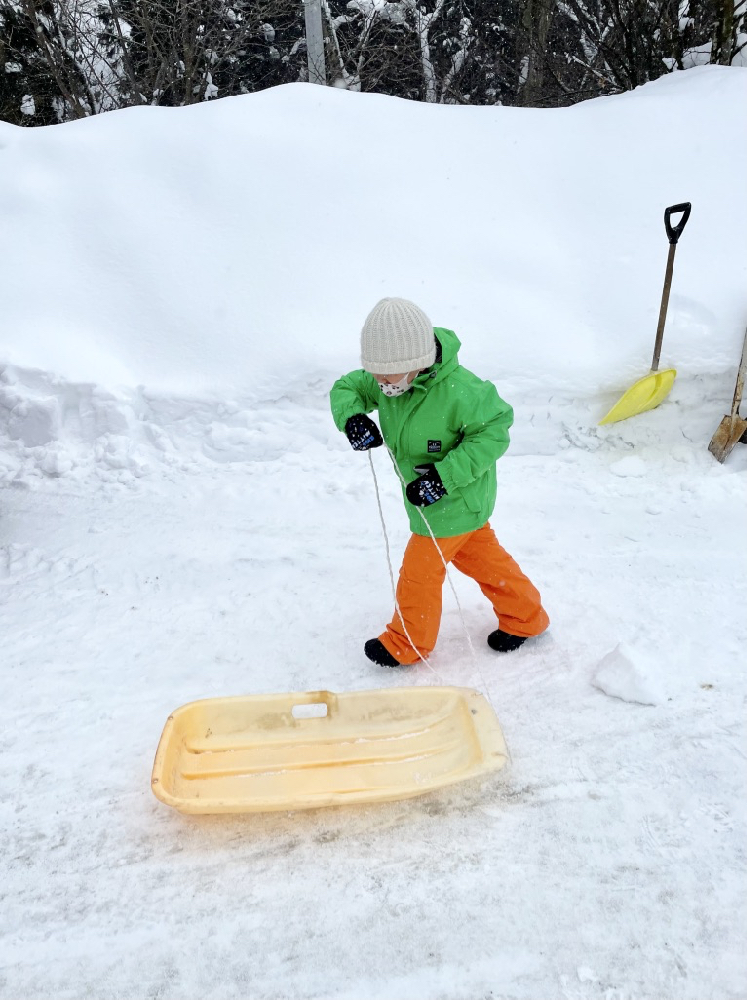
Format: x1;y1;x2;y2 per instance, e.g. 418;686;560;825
368;449;509;762
367;451;444;682
367;449;509;764
368;448;481;679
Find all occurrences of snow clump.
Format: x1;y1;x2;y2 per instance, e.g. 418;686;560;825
592;641;667;706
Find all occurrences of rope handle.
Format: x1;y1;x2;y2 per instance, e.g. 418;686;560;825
366;447;510;764
368;448;486;684
367;451;443;680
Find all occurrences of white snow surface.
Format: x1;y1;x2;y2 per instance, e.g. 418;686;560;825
1;67;747;1000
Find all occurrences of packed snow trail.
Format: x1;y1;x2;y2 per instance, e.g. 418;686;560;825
2;373;745;999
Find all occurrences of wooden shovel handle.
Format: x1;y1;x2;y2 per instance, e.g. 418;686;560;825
651;243;676;372
730;325;747;419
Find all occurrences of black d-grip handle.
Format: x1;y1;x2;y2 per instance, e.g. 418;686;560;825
665;202;691;245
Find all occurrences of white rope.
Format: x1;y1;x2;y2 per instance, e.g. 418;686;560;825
368;447;493;686
382;447;478;663
367;451;445;683
367;445;511;764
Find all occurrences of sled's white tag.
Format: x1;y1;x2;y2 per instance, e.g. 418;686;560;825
292;703;328;719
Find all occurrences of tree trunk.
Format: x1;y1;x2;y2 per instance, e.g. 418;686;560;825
520;0;556;107
712;0;735;65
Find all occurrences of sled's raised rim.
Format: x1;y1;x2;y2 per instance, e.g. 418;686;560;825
151;686;508;814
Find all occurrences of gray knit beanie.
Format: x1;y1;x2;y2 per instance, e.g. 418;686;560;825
360;298;436;375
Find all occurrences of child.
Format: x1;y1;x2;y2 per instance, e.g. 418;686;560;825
330;297;549;667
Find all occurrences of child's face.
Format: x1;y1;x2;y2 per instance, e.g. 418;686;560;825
372;370;421;398
371;371;418;386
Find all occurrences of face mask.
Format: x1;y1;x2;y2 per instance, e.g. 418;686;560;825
377;373;412;397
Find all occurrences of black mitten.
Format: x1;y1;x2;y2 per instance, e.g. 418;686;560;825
405;464;447;507
344;414;383;451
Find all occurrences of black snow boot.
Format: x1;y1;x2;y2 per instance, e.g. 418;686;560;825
487;629;527;653
364;638;402;668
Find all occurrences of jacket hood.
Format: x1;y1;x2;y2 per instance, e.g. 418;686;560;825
412;328;461;391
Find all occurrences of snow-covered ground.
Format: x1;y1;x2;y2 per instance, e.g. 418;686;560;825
1;67;746;1000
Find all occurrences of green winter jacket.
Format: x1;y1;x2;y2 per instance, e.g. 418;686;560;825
330;327;514;538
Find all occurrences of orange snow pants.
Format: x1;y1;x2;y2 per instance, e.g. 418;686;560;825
379;522;549;665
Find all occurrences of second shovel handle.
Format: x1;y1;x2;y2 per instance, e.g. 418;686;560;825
730;325;747;419
665;202;691;245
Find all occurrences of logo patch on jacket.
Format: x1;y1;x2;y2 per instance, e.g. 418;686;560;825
427;440;442;453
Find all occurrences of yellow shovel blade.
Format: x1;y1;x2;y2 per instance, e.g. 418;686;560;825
599;368;677;425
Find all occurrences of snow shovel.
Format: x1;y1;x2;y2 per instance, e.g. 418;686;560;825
708;324;747;463
151;686;508;814
600;202;691;425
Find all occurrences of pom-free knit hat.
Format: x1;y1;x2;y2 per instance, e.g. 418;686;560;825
360;298;436;375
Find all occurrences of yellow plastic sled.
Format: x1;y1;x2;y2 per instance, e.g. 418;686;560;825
151;687;508;814
600;202;690;426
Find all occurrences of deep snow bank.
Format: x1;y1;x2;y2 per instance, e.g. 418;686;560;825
1;66;746;392
1;66;746;485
